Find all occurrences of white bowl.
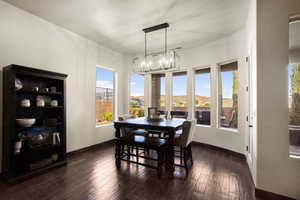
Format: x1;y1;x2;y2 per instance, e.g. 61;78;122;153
16;118;36;127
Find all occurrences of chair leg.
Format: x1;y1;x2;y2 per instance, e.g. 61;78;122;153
180;147;183;165
127;145;131;161
157;149;163;177
183;148;188;175
115;141;121;168
188;145;193;165
136;147;139;163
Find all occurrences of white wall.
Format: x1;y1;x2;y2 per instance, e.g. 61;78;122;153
290;48;300;63
256;0;300;198
0;0;128;172
128;29;249;154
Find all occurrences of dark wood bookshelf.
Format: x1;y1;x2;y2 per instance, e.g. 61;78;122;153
2;64;68;182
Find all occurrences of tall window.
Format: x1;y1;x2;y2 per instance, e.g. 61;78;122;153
195;68;211;125
130;74;145;117
172;72;187;111
219;62;238;129
288;64;300;156
151;74;166;110
96;67;115;125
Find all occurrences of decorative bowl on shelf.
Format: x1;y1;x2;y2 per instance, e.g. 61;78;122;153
16;118;36;127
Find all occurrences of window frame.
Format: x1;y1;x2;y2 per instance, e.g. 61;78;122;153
129;73;146;118
217;60;239;132
193;66;212;127
95;65;117;127
171;70;188;112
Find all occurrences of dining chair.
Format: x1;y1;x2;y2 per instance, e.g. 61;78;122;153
158;110;168;119
116;135;167;176
118;114;149;158
118;114;149;137
170;111;188;119
174;120;196;174
147;110;169;138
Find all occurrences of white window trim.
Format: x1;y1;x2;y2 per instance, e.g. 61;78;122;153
128;73;146;117
95;65;117;128
171;70;188;112
193;65;212;126
217;59;239;131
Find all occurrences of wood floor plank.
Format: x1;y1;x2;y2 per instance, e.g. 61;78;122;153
0;142;255;200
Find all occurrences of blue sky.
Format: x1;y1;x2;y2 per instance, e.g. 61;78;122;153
129;72;236;98
96;67;114;89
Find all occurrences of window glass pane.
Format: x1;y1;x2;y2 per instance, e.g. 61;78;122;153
172;72;187;111
220;62;238;129
195;68;211;125
288;64;300;156
96;67;114;125
130;74;145;117
151;74;166;110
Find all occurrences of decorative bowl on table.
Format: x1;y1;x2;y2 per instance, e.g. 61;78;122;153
16;118;36;127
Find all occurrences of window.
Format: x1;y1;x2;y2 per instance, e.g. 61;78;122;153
219;62;238;129
151;74;166;110
288;64;300;156
130;74;145;117
96;67;115;125
195;68;211;125
172;72;187;111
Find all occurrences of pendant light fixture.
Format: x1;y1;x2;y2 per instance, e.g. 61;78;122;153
134;23;179;73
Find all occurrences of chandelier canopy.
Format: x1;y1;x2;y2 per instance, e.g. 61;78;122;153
133;23;180;73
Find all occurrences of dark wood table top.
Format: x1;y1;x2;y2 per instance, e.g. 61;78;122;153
114;117;185;132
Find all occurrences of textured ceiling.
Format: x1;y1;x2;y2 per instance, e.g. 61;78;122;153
4;0;250;55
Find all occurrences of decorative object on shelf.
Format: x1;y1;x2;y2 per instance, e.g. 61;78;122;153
32;86;39;92
133;23;180;73
50;100;58;107
52;132;60;145
43;88;50;93
50;86;57;93
14;132;26;155
36;96;45;107
51;154;59;161
16;118;36;127
27;128;50;148
20;99;30;107
15;78;23;91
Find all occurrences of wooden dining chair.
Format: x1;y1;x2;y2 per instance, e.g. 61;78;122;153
147;110;169;138
170;111;188;119
118;114;149;137
174;120;196;174
116;135;167;176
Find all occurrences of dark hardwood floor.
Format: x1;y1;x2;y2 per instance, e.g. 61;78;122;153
0;142;255;200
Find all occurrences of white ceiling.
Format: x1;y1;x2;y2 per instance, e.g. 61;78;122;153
4;0;250;55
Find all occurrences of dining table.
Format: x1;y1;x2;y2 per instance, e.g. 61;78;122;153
114;117;185;174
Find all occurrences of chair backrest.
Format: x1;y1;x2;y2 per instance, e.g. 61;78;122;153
158;110;168;118
179;120;196;147
118;114;133;136
170;111;188;119
118;114;132;121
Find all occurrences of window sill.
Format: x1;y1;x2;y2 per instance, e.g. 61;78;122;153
218;127;238;133
196;124;211;128
96;123;113;128
289;154;300;160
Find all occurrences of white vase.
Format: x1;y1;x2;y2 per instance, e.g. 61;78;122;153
14;141;22;155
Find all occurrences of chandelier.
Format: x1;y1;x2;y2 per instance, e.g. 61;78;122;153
133;23;180;73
